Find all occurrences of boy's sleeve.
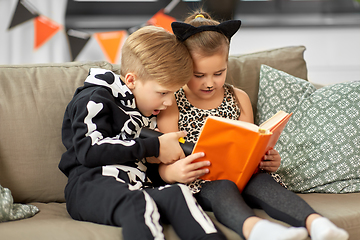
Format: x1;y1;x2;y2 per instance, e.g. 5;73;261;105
68;89;159;168
145;163;167;187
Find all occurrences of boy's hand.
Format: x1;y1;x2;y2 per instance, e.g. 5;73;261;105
259;149;281;173
159;152;210;184
158;131;186;164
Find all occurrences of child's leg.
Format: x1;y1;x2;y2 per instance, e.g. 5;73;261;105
242;172;316;227
243;173;348;240
145;184;226;240
65;167;164;240
194;180;255;238
195;180;307;240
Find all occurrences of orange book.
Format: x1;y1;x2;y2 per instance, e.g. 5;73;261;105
192;110;293;192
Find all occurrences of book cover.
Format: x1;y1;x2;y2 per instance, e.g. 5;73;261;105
192;111;292;192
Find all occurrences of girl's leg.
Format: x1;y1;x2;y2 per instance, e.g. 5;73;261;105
195;180;307;240
242;172;316;227
195;180;255;239
243;173;348;240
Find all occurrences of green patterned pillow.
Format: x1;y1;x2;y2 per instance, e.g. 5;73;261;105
256;64;360;193
0;185;39;222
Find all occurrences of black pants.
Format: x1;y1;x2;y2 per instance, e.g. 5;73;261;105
194;173;317;239
65;167;225;240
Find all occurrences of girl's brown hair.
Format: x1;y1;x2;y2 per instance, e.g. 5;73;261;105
183;10;230;58
184;10;243;111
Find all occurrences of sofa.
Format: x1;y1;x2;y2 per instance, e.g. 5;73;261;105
0;46;359;240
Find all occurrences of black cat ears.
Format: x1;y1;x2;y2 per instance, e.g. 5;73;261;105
171;20;241;42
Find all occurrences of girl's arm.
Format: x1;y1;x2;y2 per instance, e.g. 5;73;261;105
233;87;254;123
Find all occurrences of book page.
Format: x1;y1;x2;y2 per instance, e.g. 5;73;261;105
259;111;289;131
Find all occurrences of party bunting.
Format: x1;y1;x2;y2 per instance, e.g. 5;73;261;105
147;9;176;33
94;30;127;64
8;0;39;30
33;15;62;50
7;0;188;60
66;28;91;61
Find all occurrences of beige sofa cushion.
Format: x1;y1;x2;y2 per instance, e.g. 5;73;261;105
2;192;360;240
0;61;120;203
0;202;243;240
226;45;308;116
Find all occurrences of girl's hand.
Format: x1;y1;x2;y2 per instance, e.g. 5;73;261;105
159;152;210;184
259;149;281;173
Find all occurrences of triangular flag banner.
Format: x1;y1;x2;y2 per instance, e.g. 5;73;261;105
8;0;39;30
66;28;91;61
147;9;176;33
94;30;127;64
34;15;61;50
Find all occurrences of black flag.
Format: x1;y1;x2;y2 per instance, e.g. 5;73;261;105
8;0;39;30
66;29;91;61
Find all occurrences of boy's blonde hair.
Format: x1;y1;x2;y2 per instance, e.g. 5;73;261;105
120;26;193;87
183;11;230;58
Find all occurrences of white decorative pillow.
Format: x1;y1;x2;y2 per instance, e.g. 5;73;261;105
256;64;360;193
0;185;39;222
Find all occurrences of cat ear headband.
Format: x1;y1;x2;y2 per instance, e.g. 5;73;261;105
171;19;241;42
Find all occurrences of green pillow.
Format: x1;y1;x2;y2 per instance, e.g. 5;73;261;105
0;185;39;222
256;64;360;193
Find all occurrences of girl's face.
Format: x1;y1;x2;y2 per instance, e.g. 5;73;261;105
186;52;228;100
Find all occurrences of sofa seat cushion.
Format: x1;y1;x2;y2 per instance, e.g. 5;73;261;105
0;203;123;240
2;193;360;240
0;203;241;240
298;193;360;238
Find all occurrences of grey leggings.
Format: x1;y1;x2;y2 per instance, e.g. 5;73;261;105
194;173;316;239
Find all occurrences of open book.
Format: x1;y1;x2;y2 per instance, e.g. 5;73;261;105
192;110;293;192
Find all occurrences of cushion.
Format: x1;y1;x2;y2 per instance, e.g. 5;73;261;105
0;202;242;240
0;61;120;203
256;65;360;193
0;185;39;222
226;46;308;117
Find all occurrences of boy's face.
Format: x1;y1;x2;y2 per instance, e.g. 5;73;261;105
126;74;181;117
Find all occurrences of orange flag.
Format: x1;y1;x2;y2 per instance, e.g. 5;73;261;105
33;15;61;50
147;9;176;33
94;30;127;64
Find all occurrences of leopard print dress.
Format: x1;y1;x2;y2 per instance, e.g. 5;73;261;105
175;83;287;194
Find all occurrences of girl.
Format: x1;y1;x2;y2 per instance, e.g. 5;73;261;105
157;11;349;240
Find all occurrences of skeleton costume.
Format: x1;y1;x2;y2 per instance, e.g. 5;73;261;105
59;68;225;240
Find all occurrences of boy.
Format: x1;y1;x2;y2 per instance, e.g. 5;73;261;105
59;26;224;240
